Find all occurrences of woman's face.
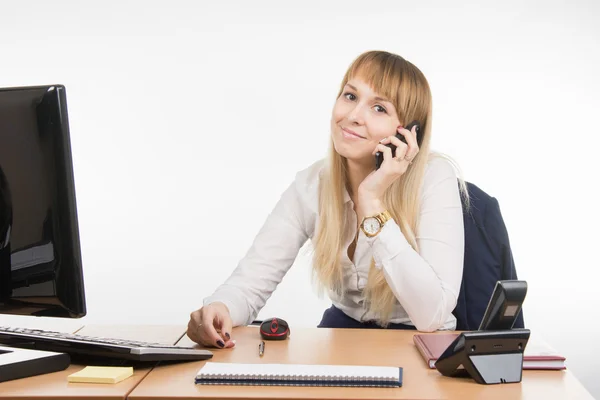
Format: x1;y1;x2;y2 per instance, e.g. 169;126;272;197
330;78;401;165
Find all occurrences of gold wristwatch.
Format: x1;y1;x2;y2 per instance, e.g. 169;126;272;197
360;210;392;238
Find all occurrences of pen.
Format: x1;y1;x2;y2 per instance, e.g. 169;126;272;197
259;340;265;357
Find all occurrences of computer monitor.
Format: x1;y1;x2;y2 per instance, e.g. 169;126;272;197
0;84;86;380
0;84;85;317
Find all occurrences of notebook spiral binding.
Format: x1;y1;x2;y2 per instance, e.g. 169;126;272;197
195;368;402;387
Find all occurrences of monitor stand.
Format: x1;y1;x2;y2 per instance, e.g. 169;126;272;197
0;345;70;383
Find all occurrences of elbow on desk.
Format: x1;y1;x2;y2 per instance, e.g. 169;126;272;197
410;311;449;333
414;323;439;333
409;289;459;332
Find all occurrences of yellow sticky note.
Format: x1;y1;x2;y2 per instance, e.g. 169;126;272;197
67;366;133;384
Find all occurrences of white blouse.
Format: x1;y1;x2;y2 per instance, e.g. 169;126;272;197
203;155;465;332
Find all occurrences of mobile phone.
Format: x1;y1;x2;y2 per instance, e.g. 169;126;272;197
375;120;421;170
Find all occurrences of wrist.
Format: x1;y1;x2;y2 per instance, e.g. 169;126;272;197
209;301;230;314
359;208;393;238
359;197;385;217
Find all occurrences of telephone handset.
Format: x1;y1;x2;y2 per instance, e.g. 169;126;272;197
375;120;422;170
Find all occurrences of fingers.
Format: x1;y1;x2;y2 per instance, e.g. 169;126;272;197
374;126;419;173
397;125;420;162
373;143;393;163
201;308;227;348
187;310;203;344
213;312;235;348
385;136;409;161
187;306;235;349
219;314;235;348
375;135;408;164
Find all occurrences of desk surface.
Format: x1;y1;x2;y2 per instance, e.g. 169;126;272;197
0;324;185;400
129;326;594;400
0;324;594;400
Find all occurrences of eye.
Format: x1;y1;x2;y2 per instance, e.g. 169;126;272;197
343;92;356;101
374;105;387;113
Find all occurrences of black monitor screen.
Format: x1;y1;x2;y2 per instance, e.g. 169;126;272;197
0;85;85;318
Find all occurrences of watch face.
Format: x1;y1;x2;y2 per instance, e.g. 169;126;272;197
363;217;381;235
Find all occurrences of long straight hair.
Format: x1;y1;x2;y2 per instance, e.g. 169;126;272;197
312;51;468;325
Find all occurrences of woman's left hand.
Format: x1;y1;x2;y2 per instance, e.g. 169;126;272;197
357;125;420;212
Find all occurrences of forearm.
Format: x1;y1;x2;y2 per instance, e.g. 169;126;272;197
359;162;465;331
203;180;310;327
365;220;463;331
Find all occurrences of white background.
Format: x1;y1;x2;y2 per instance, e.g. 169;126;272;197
1;0;599;397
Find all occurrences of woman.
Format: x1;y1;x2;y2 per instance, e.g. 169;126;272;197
188;50;468;348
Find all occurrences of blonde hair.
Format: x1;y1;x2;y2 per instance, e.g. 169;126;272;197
312;50;468;325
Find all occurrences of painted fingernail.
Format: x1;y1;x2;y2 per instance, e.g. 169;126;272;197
217;340;225;348
225;332;231;339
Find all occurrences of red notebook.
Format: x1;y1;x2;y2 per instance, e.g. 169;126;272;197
413;333;566;370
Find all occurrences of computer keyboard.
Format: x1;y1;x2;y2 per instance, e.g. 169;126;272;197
0;326;213;362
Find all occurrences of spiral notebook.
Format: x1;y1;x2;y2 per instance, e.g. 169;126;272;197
195;362;403;387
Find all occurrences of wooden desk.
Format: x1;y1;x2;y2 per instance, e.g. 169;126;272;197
129;326;594;400
0;324;185;400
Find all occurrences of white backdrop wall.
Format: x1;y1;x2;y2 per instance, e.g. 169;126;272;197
1;0;599;397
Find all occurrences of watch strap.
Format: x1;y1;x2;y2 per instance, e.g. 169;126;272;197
360;210;392;237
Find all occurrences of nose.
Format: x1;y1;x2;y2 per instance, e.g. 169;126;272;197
347;103;366;125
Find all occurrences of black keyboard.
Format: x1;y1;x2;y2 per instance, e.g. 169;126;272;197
0;326;213;362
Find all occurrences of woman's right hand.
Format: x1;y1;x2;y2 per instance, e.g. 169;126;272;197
187;302;236;348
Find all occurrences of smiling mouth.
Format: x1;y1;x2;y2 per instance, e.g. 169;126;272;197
341;127;365;139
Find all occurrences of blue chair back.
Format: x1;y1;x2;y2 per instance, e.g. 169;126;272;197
453;181;525;330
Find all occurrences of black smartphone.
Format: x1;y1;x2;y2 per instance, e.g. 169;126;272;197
375;120;421;170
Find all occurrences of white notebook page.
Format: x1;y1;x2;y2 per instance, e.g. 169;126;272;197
197;362;399;380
